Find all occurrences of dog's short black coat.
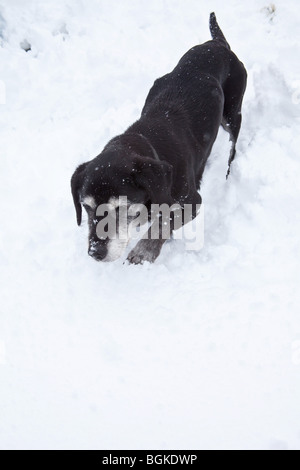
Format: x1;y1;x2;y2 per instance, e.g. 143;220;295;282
71;13;247;264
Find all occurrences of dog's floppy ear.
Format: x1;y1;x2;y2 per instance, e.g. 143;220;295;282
71;162;88;226
132;156;173;205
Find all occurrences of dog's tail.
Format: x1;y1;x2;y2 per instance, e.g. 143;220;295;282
209;12;230;50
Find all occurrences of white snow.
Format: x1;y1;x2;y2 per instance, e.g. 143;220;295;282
1;0;300;450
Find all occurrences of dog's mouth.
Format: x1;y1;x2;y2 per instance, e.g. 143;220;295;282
88;240;108;262
88;236;131;263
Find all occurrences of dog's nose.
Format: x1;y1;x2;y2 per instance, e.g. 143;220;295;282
88;244;107;261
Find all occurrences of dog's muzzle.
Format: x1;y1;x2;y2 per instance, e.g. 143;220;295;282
88;240;108;261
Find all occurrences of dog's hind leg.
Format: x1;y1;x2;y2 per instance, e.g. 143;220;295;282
222;63;247;178
222;115;241;179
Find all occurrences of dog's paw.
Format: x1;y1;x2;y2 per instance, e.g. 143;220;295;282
126;239;161;265
127;249;155;265
127;252;146;265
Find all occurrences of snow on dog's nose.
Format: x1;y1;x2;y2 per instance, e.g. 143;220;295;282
88;242;108;261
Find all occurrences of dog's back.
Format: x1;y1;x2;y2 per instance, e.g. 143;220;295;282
138;13;247;180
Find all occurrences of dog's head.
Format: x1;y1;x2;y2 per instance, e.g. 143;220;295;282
71;149;173;262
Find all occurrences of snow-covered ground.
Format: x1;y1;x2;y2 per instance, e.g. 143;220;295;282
1;0;300;450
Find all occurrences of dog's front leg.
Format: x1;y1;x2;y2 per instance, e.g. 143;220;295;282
127;213;172;265
127;194;202;264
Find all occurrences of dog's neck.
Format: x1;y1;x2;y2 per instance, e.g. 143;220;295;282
109;132;160;162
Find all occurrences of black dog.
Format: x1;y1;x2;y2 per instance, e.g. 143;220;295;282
71;13;247;264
